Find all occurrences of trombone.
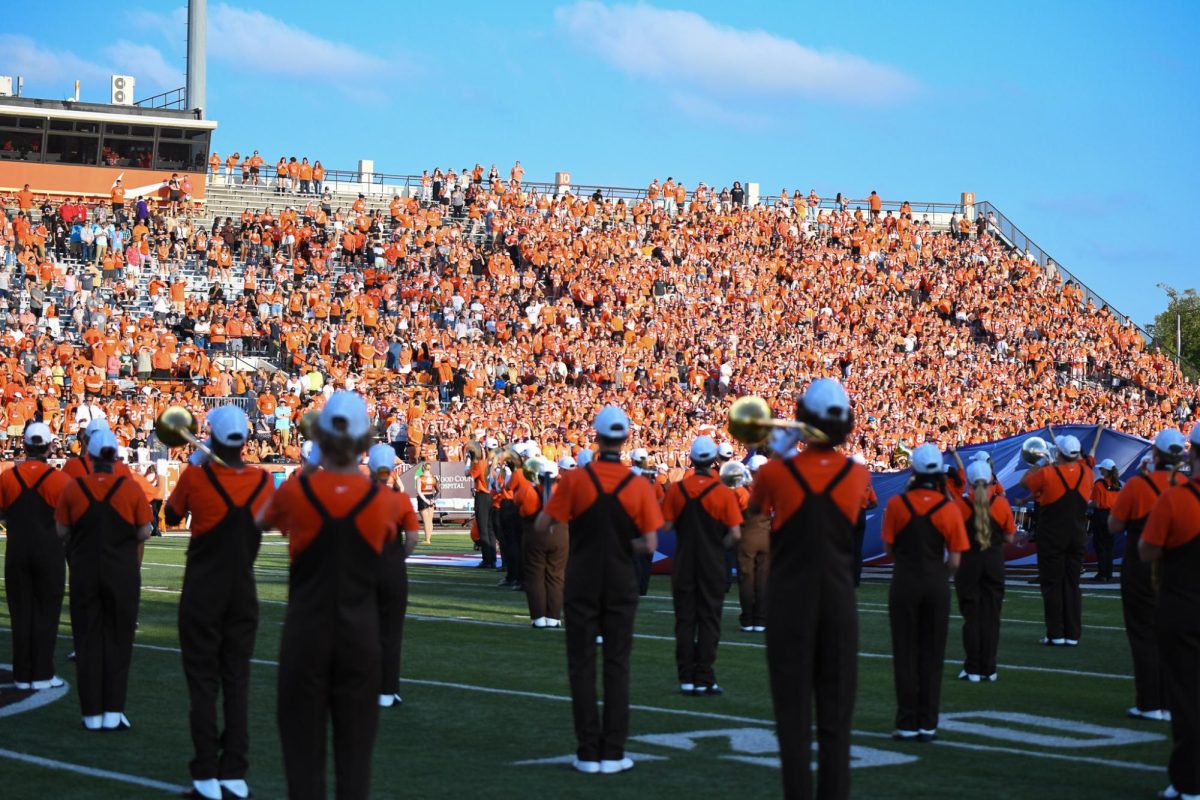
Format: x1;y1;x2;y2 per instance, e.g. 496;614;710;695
726;396;829;448
154;405;228;467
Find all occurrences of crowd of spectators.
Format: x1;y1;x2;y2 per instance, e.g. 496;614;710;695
0;157;1195;472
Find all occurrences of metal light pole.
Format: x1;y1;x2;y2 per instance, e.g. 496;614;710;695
186;0;207;116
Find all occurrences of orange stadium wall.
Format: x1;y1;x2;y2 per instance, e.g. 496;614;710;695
0;162;206;201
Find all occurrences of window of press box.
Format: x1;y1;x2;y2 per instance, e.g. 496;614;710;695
45;133;99;165
0;130;45;160
49;119;100;134
102;137;154;168
156;139;208;172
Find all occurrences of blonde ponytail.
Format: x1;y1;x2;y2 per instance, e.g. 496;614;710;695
973;483;992;549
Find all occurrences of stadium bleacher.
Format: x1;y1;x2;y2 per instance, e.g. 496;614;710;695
1;159;1196;468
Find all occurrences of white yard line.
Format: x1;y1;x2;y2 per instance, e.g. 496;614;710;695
0;622;1152;777
0;747;188;793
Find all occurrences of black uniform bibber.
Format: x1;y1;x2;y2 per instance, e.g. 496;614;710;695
4;468;65;687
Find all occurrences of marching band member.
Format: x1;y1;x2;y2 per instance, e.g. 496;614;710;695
951;460;1015;682
1110;430;1187;721
0;423;70;691
662;437;743;695
737;454;770;633
367;444;420;709
520;458;566;628
883;444;968;741
1139;425;1200;800
535;405;662;775
851;453;878;587
746;379;870;800
630;448;655;595
1020;429;1101;646
468;441;497;569
165;405;273;800
55;428;152;731
257;392;397;800
1089;459;1122;583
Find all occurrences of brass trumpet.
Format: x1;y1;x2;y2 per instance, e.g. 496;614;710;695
155;405;228;467
727;396;829;448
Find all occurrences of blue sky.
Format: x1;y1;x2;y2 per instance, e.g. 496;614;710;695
3;0;1197;326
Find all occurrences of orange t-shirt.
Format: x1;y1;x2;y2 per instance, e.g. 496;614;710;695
881;488;970;551
259;471;398;559
1025;457;1095;506
661;473;743;528
543;459;664;534
167;463;275;537
56;473;152;527
469;459;489;492
749;449;871;531
63;455;135;482
0;461;71;512
387;487;420;533
1112;471;1185;525
1142;478;1200;550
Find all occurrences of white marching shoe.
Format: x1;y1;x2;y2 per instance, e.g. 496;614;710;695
600;757;634;774
190;779;222;799
13;681;32;690
532;617;548;628
572;759;600;774
219;779;251;799
101;712;131;731
31;676;65;690
379;694;396;708
1127;707;1168;721
81;715;103;731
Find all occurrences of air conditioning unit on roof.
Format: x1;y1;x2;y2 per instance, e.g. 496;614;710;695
0;77;13;97
111;75;135;106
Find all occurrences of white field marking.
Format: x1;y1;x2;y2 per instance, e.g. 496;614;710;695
631;728;918;770
511;752;668;766
0;665;69;719
938;712;1165;748
129;587;1135;681
0;748;188;793
0;631;1157;775
852;606;1125;632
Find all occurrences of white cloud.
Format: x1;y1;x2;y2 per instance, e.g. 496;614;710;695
555;2;919;105
104;41;185;91
669;92;769;131
0;34;180;100
127;3;396;91
207;4;390;79
0;34;111;90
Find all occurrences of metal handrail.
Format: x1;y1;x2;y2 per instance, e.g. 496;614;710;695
135;87;187;111
974;200;1147;335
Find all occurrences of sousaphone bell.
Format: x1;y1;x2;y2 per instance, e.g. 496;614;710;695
155;405;228;467
727;396;829;448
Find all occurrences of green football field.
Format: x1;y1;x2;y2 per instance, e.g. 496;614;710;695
0;534;1175;799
